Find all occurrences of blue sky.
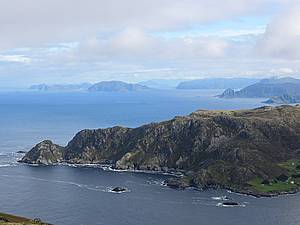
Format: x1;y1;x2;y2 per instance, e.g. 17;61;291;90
0;0;299;87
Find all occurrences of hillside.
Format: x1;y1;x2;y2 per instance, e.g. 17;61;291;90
176;78;258;90
0;212;51;225
20;105;300;196
219;77;300;103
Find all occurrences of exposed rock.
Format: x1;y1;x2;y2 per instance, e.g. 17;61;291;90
20;105;300;195
16;150;27;154
111;187;127;193
20;140;64;165
219;88;235;98
221;202;239;206
263;94;298;104
164;177;192;189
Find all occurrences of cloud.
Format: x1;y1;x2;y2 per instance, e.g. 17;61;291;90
65;28;230;64
1;0;300;86
0;55;31;63
0;0;280;49
256;3;300;59
270;67;297;75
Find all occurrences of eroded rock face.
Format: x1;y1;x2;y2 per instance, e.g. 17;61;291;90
20;105;300;191
20;140;64;165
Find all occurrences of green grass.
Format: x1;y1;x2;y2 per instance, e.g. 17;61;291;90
248;160;300;193
248;177;297;193
0;212;51;225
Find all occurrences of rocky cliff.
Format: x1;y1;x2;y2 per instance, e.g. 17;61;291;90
20;105;300;196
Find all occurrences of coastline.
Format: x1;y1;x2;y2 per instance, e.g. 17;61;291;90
17;161;300;198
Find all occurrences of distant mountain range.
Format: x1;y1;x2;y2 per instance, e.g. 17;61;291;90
219;77;300;103
138;79;187;89
30;83;92;91
29;78;260;92
88;81;150;92
176;78;259;90
30;81;150;92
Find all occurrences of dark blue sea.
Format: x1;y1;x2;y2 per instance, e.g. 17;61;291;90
1;89;298;225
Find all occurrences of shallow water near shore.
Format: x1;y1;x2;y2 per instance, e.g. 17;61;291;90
1;164;300;225
1;90;299;225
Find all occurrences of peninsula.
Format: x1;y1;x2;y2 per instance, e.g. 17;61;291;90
20;105;300;197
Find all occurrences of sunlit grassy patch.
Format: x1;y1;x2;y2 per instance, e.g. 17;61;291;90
248;177;297;193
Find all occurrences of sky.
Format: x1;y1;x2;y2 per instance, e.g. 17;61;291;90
0;0;300;87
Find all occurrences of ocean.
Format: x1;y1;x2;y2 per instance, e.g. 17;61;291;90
1;89;298;225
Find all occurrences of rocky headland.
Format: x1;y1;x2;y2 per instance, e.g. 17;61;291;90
20;105;300;197
219;77;300;104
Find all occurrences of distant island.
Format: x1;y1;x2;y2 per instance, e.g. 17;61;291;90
88;81;150;92
30;83;92;92
20;105;300;197
138;79;187;89
30;81;150;92
219;77;300;104
176;78;259;90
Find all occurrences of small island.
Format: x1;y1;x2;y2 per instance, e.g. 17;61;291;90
111;187;128;193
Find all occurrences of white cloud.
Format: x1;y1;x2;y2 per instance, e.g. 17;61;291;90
67;28;230;64
270;67;297;75
1;0;300;86
256;3;300;59
0;55;31;63
0;0;280;49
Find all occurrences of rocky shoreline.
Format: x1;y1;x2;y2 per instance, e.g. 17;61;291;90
18;160;300;198
20;105;300;198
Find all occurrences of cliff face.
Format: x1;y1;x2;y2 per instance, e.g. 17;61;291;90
20;105;300;195
21;140;64;165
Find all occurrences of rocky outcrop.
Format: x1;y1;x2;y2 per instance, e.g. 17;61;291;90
20;105;300;196
263;94;299;104
219;88;235;98
21;140;64;165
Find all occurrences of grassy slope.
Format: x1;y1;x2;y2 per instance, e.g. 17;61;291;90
0;212;51;225
248;160;300;194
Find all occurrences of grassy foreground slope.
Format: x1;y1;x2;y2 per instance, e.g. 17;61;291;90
0;213;51;225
